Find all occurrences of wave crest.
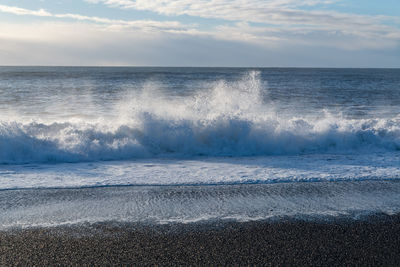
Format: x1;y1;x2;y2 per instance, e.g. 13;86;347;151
1;71;400;164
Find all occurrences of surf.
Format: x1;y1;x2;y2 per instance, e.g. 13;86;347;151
0;71;399;164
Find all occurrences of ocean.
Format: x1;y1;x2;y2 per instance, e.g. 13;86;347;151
1;67;400;228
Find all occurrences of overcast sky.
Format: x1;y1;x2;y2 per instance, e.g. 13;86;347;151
0;0;399;67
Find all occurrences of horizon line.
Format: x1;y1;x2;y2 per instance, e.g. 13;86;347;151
0;65;399;69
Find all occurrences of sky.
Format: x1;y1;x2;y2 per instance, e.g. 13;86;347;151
0;0;399;67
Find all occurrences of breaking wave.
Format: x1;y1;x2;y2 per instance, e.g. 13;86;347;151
1;71;399;164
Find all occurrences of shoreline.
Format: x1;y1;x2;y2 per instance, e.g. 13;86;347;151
1;213;400;265
2;180;400;229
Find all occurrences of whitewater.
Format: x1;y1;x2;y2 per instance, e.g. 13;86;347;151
1;67;400;228
1;69;400;163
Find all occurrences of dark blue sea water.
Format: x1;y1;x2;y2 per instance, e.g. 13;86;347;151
1;67;400;228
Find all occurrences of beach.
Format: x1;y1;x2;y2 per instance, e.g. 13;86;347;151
1;180;400;265
1;67;400;265
1;0;399;262
1;214;400;265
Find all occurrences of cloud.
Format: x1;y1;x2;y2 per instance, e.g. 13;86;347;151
85;0;394;28
0;2;399;67
0;21;398;67
0;22;258;66
0;4;192;32
1;2;399;49
86;0;400;45
0;5;51;16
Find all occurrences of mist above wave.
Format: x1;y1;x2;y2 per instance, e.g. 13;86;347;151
1;71;399;164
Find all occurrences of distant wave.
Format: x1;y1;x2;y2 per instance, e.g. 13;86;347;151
1;71;399;164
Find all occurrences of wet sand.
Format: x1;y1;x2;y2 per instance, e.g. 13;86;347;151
1;214;400;266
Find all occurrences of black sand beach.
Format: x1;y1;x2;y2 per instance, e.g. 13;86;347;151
1;214;400;266
1;67;400;265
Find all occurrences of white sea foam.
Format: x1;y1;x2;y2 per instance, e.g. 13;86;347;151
0;71;399;164
0;154;400;190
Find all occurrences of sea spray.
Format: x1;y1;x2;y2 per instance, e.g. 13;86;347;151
0;71;399;164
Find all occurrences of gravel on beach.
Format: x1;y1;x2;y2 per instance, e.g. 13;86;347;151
1;214;400;266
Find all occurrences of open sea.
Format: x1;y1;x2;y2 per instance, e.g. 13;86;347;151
1;67;400;229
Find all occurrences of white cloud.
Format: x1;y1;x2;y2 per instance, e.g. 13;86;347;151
0;5;51;16
0;4;192;32
84;0;387;28
86;0;400;44
0;2;399;66
0;21;398;67
1;2;399;48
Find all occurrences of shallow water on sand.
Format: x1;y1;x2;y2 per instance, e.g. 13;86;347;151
1;180;400;229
